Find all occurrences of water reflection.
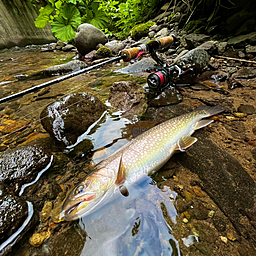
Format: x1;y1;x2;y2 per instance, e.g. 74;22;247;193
78;177;180;256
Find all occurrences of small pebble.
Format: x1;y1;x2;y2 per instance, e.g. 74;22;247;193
220;236;228;243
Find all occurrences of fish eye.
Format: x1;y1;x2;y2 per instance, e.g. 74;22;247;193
76;185;86;195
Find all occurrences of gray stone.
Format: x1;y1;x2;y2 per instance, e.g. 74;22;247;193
175;48;210;71
74;23;108;55
245;45;256;54
156;27;169;38
62;44;76;52
217;42;227;55
148;31;155;39
183;34;210;49
227;32;256;46
105;40;125;55
198;40;218;54
40;93;107;147
43;60;87;76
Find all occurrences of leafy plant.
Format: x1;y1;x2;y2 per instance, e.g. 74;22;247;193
51;4;81;42
81;2;109;29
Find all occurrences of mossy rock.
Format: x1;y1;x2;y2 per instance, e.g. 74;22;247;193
130;21;155;40
94;46;113;59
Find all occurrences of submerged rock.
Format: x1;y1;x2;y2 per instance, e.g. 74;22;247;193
43;60;87;76
149;87;183;107
0;193;28;254
74;23;108;56
40;93;107;147
109;81;148;120
0;144;52;195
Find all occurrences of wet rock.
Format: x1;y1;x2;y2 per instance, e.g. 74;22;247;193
174;130;256;243
175;48;210;72
105;40;125;55
0;144;52;195
43;60;87;76
0;193;28;247
109;81;148;120
149;87;183;107
40;93;107;147
237;104;256;115
245;45;256;54
74;23;108;56
183;34;210;49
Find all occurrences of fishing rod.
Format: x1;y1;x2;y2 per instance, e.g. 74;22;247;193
0;35;176;104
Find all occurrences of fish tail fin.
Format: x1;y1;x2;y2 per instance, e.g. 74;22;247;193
196;105;225;117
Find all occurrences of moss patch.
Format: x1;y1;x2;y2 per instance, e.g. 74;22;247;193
130;21;155;40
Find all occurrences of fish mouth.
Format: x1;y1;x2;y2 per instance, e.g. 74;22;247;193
61;193;97;220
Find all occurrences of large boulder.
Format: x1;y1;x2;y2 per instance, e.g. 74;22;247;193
40;93;107;147
74;23;108;56
0;144;52;195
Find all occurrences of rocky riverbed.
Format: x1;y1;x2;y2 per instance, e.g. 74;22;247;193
0;7;256;256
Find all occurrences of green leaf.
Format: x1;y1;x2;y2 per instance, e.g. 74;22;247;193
35;4;54;28
62;3;81;28
51;4;81;42
83;2;109;29
55;0;63;10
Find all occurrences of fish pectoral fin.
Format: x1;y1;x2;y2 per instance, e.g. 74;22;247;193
194;119;213;130
175;136;198;152
119;185;129;197
115;153;126;185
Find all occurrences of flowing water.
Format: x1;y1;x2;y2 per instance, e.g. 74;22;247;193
0;46;182;256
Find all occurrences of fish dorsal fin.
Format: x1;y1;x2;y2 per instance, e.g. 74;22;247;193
115;152;126;185
175;136;198;152
119;185;129;197
195;119;213;130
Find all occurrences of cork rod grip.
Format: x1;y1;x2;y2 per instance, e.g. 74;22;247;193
158;35;175;48
121;48;140;62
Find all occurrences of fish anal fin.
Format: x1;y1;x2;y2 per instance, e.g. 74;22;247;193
119;185;129;197
195;119;213;130
115;153;126;185
174;136;198;151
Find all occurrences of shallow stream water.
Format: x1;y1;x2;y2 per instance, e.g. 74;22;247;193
0;46;183;256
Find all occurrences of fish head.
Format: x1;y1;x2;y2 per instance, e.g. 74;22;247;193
61;169;113;221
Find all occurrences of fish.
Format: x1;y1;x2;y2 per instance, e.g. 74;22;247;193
61;105;224;221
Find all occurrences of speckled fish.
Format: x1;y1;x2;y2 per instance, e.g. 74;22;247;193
61;105;224;221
